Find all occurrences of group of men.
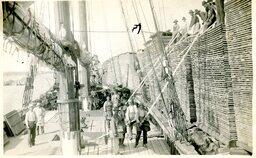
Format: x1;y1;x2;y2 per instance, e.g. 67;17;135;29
25;102;46;147
103;90;150;155
171;0;224;42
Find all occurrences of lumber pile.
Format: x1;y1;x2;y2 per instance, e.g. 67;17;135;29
167;36;196;123
102;52;140;90
224;0;252;152
190;24;237;145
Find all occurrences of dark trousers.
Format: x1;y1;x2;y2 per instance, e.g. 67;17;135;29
36;125;44;135
135;128;148;145
119;132;126;145
28;121;36;146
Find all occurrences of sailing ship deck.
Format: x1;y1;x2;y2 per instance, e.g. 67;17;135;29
4;110;170;155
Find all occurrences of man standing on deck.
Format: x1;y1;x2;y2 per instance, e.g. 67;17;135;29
135;103;150;148
103;96;113;132
34;102;46;135
111;90;120;108
125;99;137;140
25;104;37;147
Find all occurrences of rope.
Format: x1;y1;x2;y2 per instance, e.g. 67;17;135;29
137;0;150;32
125;27;183;105
162;0;167;30
131;0;172;127
101;0;118;85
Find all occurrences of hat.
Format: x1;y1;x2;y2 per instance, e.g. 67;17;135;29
173;19;178;23
195;9;200;13
189;10;194;13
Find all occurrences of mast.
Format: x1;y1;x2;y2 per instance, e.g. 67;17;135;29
54;1;81;155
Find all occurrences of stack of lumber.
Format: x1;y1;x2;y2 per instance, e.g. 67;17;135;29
102;52;140;90
167;36;196;123
224;0;252;152
190;24;237;145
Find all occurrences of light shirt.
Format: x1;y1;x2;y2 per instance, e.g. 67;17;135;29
111;94;119;107
25;110;37;126
82;97;89;111
125;105;138;122
34;107;45;125
136;107;147;122
180;21;188;35
173;24;180;34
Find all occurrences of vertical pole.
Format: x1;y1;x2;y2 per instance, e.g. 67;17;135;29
76;1;90;99
54;1;81;155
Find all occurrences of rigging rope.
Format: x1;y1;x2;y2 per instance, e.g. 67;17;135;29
101;0;118;85
131;0;171;124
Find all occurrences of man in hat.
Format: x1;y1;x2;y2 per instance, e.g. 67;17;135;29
111;90;120;108
34;102;46;135
188;10;200;35
134;102;150;148
125;99;138;140
103;96;113;132
202;0;217;29
180;17;188;37
172;19;180;43
110;106;126;154
25;104;37;147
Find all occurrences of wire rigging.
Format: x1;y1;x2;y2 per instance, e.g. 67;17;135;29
101;0;118;85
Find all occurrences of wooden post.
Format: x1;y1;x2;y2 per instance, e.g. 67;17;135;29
54;1;81;155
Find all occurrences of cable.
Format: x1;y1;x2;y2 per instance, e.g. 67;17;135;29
162;0;166;30
101;0;118;85
138;0;150;32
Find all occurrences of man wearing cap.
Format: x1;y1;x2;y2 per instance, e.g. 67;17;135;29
25;104;37;147
34;102;46;135
172;19;180;43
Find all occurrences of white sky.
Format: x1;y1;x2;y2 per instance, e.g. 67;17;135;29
3;0;203;72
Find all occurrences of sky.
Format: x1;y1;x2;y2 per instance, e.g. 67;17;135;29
2;0;203;72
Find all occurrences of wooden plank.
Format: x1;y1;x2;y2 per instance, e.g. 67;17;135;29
148;138;156;154
151;138;162;154
158;138;170;154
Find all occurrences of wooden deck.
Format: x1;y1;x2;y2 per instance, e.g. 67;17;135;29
4;110;171;155
80;110;171;155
